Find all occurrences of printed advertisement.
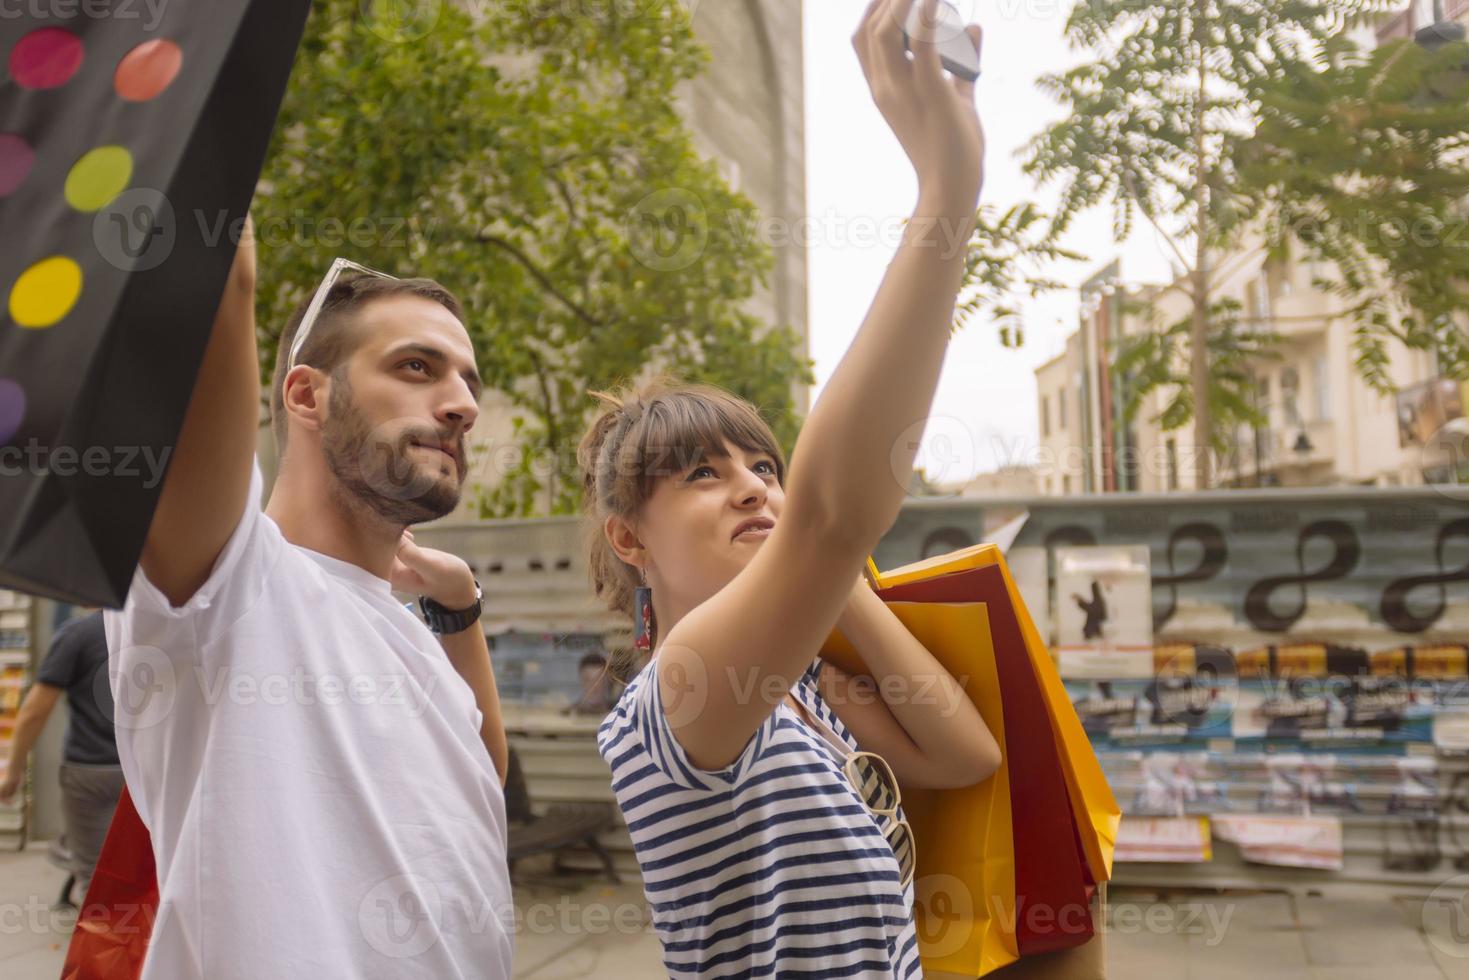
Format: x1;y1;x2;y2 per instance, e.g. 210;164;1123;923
1212;815;1344;870
1115;816;1213;863
1056;544;1154;678
1231;676;1434;754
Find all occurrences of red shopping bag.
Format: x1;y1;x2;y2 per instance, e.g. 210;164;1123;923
62;787;157;980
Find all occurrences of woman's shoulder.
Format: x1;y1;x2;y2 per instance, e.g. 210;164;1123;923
792;657;858;748
595;658;657;750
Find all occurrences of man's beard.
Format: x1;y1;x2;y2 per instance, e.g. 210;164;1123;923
320;377;463;525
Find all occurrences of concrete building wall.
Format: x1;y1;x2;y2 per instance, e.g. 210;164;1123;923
683;0;809;385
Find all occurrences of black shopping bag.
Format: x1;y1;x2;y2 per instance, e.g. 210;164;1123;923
0;0;311;605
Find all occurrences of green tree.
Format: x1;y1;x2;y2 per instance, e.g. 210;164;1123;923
254;0;811;516
955;202;1085;349
1005;0;1468;486
1111;295;1280;454
1239;36;1469;393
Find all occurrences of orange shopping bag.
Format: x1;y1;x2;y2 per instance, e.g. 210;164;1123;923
881;562;1097;959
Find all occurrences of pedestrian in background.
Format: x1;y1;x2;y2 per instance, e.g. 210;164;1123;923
0;609;123;903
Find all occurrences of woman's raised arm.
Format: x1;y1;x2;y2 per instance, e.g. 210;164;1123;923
657;0;987;772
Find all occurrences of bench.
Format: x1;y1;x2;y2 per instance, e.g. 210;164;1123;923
508;802;620;882
504;746;619;883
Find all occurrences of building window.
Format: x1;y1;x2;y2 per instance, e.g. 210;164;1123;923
1313;355;1329;420
1247;274;1272;325
1166;438;1179;491
1060;391;1068;429
1041;394;1050;437
1281;366;1302;427
1063;474;1072;495
1256;373;1273;429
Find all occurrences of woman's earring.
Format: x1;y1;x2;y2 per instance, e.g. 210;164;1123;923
634;571;655;652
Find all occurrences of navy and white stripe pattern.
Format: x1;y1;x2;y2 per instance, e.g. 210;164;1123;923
598;656;922;978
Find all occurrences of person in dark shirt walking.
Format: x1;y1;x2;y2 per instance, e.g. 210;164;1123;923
0;610;123;900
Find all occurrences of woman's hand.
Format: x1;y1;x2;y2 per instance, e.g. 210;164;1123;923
852;0;985;213
391;529;477;608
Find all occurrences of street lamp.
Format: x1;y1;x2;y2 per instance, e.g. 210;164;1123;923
1417;0;1467;51
1289;429;1315;486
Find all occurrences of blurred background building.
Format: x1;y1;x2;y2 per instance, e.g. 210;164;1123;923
1031;0;1469;497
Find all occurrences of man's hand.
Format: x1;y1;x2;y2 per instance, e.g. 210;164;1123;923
390;530;477;608
0;773;20;806
140;213;261;607
393;529;508;784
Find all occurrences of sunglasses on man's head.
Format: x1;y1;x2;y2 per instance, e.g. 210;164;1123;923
286;257;398;371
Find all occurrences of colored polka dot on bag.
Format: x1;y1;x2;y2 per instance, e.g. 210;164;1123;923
0;3;311;605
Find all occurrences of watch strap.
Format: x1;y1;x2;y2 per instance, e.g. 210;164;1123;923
418;581;483;635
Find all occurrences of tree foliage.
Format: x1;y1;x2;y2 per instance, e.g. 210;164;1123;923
1112;294;1280;449
1024;0;1395;247
1239;36;1469;391
254;0;811;516
956;203;1086;348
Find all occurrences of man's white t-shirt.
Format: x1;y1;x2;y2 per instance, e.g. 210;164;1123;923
103;461;514;979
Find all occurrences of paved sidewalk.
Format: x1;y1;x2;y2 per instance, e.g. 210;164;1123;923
6;841;1469;978
0;843;666;979
1102;884;1469;980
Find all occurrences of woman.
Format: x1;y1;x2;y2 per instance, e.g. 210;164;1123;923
580;1;996;975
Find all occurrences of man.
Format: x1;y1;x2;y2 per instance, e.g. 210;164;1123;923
104;222;514;978
0;609;123;901
567;651;617;717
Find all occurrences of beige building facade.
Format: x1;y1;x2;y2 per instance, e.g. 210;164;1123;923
1034;1;1468;495
1036;241;1454;495
1035;333;1087;497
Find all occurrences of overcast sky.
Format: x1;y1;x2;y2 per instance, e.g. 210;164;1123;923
801;0;1180;482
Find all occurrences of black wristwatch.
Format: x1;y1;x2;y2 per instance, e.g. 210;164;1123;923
418;581;483;635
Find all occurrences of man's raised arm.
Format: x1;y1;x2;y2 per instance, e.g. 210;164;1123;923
138;219;260;609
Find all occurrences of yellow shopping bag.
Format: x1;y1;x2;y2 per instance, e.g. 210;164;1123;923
824;602;1022;975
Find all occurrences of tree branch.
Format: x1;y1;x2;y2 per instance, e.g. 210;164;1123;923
525;346;561;512
477;233;604;327
1123;169;1195;274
